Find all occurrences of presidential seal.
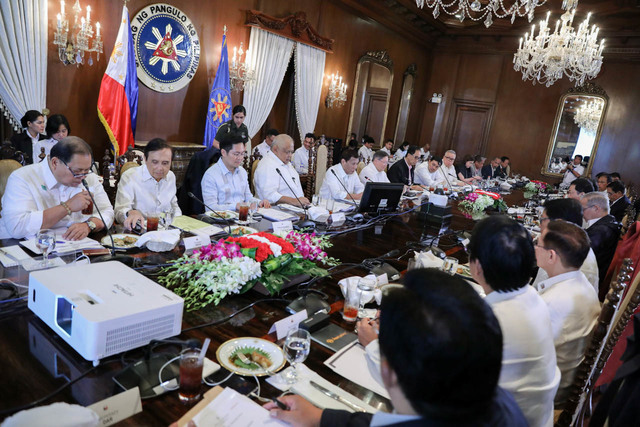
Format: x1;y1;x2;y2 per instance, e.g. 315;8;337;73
131;4;200;93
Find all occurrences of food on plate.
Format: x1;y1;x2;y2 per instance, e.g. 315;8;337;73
210;210;235;219
113;235;138;247
230;226;254;236
230;347;272;370
456;264;472;277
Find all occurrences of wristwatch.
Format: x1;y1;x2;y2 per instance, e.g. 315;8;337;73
86;220;97;233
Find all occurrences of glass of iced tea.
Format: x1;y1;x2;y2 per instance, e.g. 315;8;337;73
146;213;160;232
179;348;203;403
82;193;93;215
238;202;250;223
342;282;359;322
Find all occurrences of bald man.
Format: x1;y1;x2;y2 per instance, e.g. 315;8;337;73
253;134;311;207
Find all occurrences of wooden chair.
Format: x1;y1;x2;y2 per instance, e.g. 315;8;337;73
0;159;22;210
312;144;329;197
356;161;365;176
555;259;637;427
250;158;260;195
0;141;25;165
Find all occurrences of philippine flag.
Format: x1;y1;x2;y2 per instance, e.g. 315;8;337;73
97;6;139;157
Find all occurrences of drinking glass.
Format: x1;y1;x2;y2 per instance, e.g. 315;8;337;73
442;256;459;276
238;202;250;223
326;199;335;215
36;229;56;268
356;278;376;319
312;195;319;206
163;208;176;229
179;348;203;403
146;212;160;232
283;328;311;384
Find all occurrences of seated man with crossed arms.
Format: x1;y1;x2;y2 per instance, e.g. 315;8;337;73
114;138;181;230
0;136;113;240
320;149;364;201
201;133;270;211
253;134;311;207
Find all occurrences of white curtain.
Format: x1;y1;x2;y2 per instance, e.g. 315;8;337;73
243;27;294;151
0;0;47;129
294;42;325;143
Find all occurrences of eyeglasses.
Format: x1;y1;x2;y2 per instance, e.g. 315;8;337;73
229;151;247;158
534;239;552;251
60;159;91;178
444;156;455;161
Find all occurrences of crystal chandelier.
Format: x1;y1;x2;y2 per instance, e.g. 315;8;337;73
325;72;347;109
574;98;604;135
229;42;255;92
414;0;578;28
53;0;103;66
513;10;604;87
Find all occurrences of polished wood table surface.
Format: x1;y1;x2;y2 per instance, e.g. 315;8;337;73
0;191;528;425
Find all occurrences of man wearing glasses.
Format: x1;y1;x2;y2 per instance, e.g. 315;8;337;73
435;149;464;187
201;133;270;211
114;138;181;230
0;136;113;240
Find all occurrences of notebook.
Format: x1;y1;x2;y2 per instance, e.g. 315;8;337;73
0;245;32;268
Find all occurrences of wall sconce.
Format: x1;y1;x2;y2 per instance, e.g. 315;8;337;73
430;93;443;104
229;42;255;93
325;72;347;108
53;0;103;66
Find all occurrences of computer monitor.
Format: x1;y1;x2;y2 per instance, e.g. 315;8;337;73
358;182;405;214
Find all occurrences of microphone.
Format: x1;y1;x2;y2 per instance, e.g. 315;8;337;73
82;179;135;266
275;168;308;219
330;168;358;208
187;191;231;235
364;176;373;182
440;166;453;190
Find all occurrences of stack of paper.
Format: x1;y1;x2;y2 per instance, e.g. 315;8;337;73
258;208;298;222
0;246;32;267
20;235;103;256
172;216;223;236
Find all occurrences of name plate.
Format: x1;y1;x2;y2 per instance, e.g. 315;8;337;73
87;387;142;426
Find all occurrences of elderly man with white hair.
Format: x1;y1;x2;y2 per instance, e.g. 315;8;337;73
581;192;621;293
253;134;311;207
434;149;463;187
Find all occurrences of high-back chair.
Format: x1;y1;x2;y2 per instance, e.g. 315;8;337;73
555;259;640;427
0;159;22;210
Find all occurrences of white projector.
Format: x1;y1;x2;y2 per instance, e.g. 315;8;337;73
28;261;184;365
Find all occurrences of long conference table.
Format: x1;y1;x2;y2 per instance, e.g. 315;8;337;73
0;191;528;425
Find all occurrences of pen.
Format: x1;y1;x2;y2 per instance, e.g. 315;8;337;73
273;398;289;410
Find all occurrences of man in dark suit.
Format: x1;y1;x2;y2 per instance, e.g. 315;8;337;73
387;145;420;185
481;157;504;179
607;180;631;223
264;269;527;426
581;192;621;289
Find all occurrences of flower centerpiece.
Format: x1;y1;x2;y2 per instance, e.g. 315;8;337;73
524;180;548;194
458;190;508;220
159;231;338;311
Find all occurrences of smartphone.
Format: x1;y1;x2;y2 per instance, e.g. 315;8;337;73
206;369;258;395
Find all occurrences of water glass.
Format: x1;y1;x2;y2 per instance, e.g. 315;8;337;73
326;199;335;215
356;278;376;319
312;194;319;206
283;328;311;384
163;208;176;229
442;256;459;276
36;229;56;268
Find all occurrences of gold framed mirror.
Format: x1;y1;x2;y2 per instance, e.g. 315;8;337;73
393;64;416;145
347;50;394;146
542;83;609;178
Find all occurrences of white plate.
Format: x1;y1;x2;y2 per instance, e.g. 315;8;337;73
216;337;285;376
206;210;238;220
228;225;258;236
101;234;139;249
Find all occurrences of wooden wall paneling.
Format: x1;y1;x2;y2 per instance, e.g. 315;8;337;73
445;99;495;157
453;54;503;103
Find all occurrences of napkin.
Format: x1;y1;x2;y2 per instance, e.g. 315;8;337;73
307;206;329;222
414;250;445;269
500;182;512;191
135;229;181;249
338;275;383;305
1;402;99;427
266;364;377;413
